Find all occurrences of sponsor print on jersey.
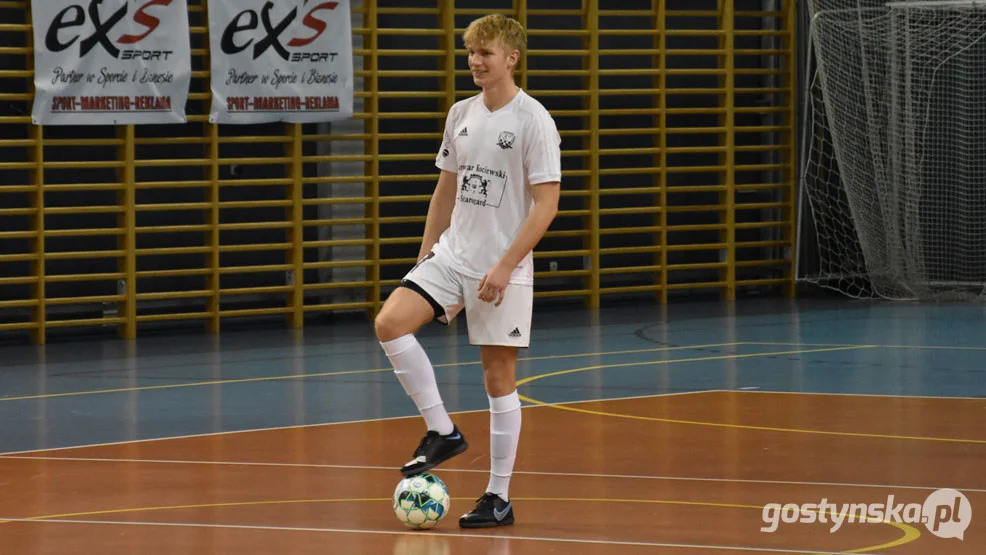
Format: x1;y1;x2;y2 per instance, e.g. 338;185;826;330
458;163;507;208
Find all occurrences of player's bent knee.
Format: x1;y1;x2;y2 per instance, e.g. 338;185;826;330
374;312;395;342
374;310;409;343
375;289;434;342
374;302;409;341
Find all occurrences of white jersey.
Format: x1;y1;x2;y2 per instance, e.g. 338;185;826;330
433;89;561;286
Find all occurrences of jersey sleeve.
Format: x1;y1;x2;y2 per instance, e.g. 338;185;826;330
435;107;458;173
524;110;562;186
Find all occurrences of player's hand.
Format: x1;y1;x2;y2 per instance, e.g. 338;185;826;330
478;263;511;306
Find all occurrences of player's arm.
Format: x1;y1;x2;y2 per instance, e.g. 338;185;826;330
497;181;559;271
478;181;559;304
418;169;458;260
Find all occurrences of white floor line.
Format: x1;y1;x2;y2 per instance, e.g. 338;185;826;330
0;517;893;555
734;389;986;401
2;454;982;494
0;390;720;456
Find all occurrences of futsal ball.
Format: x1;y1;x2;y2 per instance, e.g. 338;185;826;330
393;473;451;529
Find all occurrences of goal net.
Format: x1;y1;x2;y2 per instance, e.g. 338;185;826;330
799;0;986;300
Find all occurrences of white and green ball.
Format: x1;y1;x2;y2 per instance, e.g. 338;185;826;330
393;473;450;529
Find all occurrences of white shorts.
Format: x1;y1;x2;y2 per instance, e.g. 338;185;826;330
401;248;533;348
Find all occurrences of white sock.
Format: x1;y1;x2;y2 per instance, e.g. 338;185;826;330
381;334;454;435
486;390;521;501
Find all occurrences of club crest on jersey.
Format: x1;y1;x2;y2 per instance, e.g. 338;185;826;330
496;131;516;150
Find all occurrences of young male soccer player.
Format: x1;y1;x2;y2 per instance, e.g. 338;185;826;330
373;14;561;528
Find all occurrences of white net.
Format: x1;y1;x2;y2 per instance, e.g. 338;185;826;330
799;0;986;300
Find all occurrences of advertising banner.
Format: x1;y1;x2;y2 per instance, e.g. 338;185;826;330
31;0;191;125
208;0;354;124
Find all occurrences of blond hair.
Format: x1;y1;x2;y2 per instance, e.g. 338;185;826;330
463;14;527;58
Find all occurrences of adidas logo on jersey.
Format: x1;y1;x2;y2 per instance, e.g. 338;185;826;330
508;328;522;338
458;127;468;137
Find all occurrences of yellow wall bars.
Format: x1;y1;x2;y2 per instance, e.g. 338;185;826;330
0;0;797;343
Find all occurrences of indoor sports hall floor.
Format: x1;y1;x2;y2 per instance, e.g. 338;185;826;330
0;298;983;554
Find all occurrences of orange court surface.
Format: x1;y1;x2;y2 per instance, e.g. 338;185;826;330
1;301;984;554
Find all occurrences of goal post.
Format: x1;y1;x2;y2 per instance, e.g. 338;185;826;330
798;0;986;300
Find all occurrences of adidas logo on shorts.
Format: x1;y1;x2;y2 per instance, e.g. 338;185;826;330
508;327;521;338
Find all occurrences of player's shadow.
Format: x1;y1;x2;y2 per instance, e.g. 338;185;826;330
391;535;513;555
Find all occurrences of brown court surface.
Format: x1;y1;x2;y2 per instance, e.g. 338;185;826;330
1;391;984;554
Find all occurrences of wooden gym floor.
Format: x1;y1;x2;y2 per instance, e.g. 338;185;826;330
0;299;983;554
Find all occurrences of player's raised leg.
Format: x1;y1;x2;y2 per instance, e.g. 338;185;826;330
375;287;467;477
459;344;520;528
